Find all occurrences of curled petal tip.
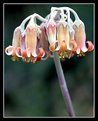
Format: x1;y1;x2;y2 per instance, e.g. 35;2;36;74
41;52;50;60
76;48;80;54
49;43;56;52
81;47;88;53
26;48;31;57
15;47;22;58
37;48;45;57
49;41;59;52
21;50;27;57
70;40;77;51
36;57;41;62
87;41;94;52
5;46;14;56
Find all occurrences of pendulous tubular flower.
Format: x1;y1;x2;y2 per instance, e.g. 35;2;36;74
5;7;94;63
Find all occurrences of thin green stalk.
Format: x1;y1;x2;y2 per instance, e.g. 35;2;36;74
53;53;75;117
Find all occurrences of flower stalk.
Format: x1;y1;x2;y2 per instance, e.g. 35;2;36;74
53;52;75;117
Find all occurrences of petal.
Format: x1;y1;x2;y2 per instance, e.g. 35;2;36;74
25;26;37;50
12;27;21;47
46;20;56;44
35;48;45;62
31;48;44;58
49;41;59;52
57;22;70;50
59;40;67;52
40;24;49;51
31;49;38;57
34;48;44;62
87;41;94;51
81;46;88;53
37;48;45;57
41;52;50;60
76;48;80;54
20;34;26;54
15;47;22;58
26;48;32;57
57;22;67;43
69;31;74;41
49;43;55;52
5;46;14;55
21;50;27;57
70;40;77;51
74;23;88;53
35;56;41;62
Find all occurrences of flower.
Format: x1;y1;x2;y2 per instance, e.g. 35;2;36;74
5;7;94;63
5;22;46;63
5;27;22;61
73;20;94;56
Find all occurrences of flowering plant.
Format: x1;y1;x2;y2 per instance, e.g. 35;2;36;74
5;7;94;63
5;7;94;117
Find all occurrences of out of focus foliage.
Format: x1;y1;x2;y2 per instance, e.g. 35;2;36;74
4;4;94;117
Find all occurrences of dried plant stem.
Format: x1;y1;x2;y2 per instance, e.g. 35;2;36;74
53;53;75;117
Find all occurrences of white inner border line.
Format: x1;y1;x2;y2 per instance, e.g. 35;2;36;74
3;3;95;118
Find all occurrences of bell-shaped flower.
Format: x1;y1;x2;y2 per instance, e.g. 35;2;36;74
5;27;22;61
21;22;45;63
39;22;51;60
46;19;58;52
49;20;77;59
5;20;45;63
57;21;70;51
73;20;94;55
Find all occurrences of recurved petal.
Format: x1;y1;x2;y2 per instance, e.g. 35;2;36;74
15;47;22;58
70;40;77;51
5;46;14;55
87;41;94;52
35;48;45;62
41;51;50;60
37;48;45;57
21;49;27;58
49;41;59;52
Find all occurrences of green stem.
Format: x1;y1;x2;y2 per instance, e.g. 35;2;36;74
53;53;75;117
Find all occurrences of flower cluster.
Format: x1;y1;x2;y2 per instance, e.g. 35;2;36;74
5;7;94;63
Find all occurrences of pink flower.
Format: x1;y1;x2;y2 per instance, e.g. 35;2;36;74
5;24;46;63
46;20;78;59
5;9;94;63
5;27;22;61
73;22;94;55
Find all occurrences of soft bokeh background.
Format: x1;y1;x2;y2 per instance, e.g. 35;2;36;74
4;3;94;117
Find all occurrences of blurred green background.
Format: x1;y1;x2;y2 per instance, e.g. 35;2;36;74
4;3;94;117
